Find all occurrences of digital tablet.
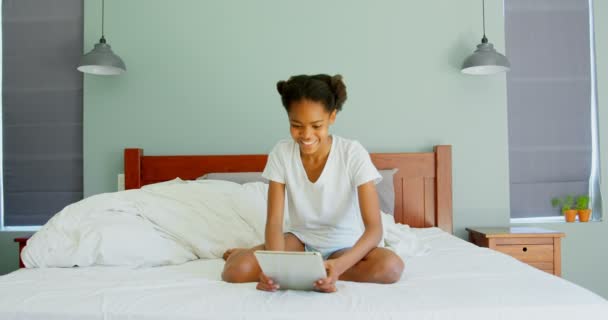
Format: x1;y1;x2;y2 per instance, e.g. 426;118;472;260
254;251;327;291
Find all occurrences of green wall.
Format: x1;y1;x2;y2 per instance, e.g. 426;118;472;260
1;0;606;299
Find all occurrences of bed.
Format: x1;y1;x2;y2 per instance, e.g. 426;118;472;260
1;145;607;320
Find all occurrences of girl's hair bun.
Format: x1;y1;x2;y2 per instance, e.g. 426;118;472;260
276;80;286;95
330;75;347;111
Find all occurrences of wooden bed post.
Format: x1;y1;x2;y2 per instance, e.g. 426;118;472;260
434;145;453;233
125;148;143;190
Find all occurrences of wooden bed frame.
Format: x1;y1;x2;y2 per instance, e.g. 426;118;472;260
15;145;452;268
124;145;453;233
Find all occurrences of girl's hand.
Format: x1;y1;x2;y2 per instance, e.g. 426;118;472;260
314;259;341;293
256;272;280;292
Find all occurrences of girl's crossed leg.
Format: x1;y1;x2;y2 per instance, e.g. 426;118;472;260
222;235;404;285
329;247;404;284
221;233;304;283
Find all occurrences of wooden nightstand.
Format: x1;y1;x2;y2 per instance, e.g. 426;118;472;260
466;227;565;276
14;237;30;268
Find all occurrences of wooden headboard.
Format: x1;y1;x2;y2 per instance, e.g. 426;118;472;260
124;145;453;233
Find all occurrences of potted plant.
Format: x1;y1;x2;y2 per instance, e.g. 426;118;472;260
551;195;577;222
575;195;592;222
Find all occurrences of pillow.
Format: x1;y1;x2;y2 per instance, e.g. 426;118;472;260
198;169;398;215
197;172;268;184
377;169;398;215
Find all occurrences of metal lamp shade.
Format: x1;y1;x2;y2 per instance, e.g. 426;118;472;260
77;42;126;76
461;42;510;75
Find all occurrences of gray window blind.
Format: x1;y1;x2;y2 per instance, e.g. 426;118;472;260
506;0;599;218
2;0;83;226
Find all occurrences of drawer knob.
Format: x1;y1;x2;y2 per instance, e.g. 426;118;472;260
522;247;528;252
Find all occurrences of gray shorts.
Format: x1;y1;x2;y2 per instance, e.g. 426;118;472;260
304;243;349;260
287;232;349;260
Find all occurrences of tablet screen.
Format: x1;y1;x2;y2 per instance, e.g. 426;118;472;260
254;251;327;291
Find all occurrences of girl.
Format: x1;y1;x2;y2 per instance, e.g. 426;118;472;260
222;74;404;293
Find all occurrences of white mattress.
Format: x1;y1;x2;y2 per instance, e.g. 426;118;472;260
1;228;606;320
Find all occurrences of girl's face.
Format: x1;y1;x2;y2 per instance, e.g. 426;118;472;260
287;99;336;156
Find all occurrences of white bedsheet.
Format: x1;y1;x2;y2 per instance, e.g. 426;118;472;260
1;228;607;320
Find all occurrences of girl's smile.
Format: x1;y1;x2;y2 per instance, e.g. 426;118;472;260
288;99;336;158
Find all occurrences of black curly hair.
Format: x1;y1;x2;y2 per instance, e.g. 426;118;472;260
276;74;347;113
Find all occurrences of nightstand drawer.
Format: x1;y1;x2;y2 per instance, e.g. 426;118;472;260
495;244;554;263
494;237;553;245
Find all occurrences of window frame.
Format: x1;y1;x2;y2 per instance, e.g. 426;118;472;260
506;0;601;222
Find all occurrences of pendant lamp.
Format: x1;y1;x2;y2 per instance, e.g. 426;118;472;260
461;0;510;75
77;0;126;75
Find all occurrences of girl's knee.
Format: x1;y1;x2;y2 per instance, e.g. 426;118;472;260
373;255;404;284
221;257;260;283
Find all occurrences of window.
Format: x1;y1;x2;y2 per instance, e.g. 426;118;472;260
1;0;83;229
506;0;601;221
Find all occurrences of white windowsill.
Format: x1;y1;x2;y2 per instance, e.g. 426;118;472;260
0;225;41;232
510;216;603;224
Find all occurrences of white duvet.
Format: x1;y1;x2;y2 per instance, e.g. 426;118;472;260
22;179;427;268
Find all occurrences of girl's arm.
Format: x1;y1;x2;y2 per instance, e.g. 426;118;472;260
264;180;287;251
333;181;383;274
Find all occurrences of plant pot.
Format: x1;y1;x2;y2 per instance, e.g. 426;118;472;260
564;210;577;222
578;209;592;222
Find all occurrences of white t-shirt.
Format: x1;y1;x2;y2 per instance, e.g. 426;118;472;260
262;135;382;252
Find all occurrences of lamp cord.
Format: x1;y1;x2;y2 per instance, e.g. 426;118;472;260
102;0;105;37
99;0;107;43
481;0;488;43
